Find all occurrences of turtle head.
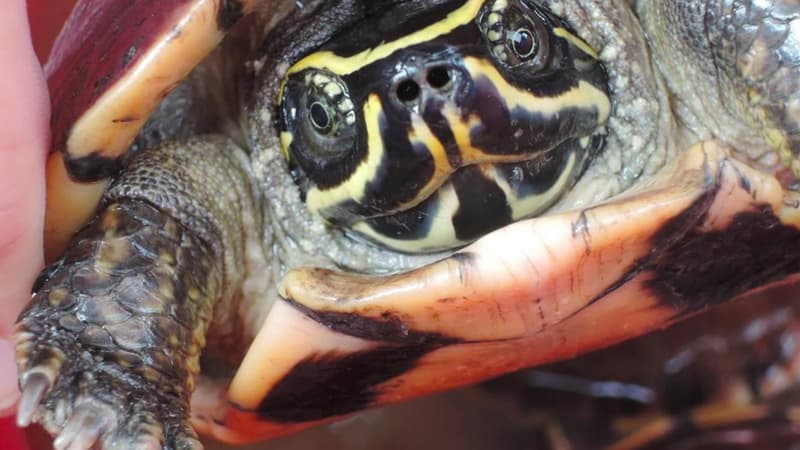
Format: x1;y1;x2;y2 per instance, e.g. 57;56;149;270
279;0;610;253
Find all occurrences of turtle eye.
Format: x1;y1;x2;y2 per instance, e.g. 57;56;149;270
308;101;333;134
509;27;537;59
480;1;553;70
279;69;361;190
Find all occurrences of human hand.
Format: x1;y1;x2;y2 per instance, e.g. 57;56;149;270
0;0;50;417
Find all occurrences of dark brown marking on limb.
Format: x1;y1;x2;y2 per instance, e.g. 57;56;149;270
64;152;124;183
283;297;462;345
571;210;591;255
535;297;545;322
256;342;448;422
111;116;138;123
217;0;244;30
579;155;721;310
450;251;476;286
648;204;800;314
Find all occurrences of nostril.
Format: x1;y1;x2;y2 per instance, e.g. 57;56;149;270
426;66;451;89
396;79;421;103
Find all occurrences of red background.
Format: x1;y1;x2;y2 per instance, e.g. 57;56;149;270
28;0;76;63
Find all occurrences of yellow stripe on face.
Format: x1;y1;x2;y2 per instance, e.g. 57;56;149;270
352;182;464;253
553;27;599;59
463;56;612;123
306;94;386;215
399;115;454;210
279;131;293;160
485;150;578;221
441;104;544;165
288;0;485;76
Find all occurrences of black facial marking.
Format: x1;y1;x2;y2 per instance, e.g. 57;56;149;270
360;114;436;211
452;166;512;242
495;141;573;197
217;0;244;30
323;0;467;57
422;105;463;167
279;0;609;252
64;152;124;183
469;77;600;156
363;193;440;241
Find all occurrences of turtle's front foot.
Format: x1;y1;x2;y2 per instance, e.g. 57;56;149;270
13;200;220;450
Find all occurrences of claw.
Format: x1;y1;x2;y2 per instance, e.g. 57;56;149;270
53;404;108;450
16;371;51;427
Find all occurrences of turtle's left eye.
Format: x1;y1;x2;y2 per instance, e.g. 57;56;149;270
509;26;537;59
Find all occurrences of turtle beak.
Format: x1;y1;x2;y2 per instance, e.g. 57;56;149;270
212;142;800;443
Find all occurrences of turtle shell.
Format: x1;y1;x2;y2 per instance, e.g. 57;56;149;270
43;0;254;260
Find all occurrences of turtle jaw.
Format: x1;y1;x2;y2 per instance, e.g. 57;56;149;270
204;141;800;444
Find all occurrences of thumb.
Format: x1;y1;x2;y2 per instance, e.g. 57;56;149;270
0;0;49;417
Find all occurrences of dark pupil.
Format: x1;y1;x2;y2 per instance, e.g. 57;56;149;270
309;102;330;130
510;28;536;58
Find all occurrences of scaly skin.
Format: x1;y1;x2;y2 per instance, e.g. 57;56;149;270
14;136;258;448
638;0;800;172
15;201;216;449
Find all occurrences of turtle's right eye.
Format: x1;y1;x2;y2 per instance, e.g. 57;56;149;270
308;101;332;133
279;69;362;189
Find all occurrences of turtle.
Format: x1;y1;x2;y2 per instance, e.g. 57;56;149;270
12;0;800;448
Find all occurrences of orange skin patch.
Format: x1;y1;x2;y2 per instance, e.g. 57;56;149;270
195;142;800;443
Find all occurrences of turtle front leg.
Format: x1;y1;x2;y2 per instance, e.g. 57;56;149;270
14;136;256;449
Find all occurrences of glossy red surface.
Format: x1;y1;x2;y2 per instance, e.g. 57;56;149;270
43;0;200;158
0;416;29;450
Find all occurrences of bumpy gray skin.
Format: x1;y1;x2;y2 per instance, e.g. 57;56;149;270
14;0;800;448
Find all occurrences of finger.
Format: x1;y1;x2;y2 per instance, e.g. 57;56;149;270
0;0;50;413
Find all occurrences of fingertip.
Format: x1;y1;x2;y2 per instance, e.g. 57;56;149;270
0;338;20;417
0;0;48;337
